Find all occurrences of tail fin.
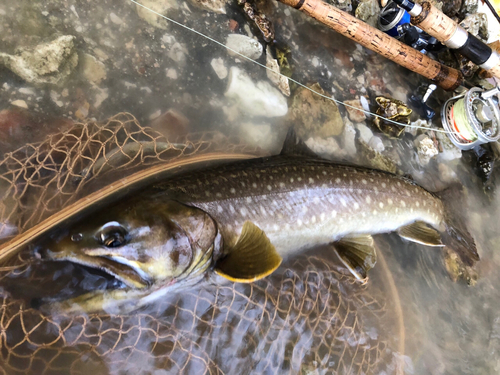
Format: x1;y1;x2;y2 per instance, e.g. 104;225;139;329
437;185;479;267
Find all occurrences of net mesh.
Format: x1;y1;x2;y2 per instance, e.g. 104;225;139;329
0;112;258;239
0;113;402;374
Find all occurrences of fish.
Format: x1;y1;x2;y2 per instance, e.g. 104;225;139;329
36;130;479;313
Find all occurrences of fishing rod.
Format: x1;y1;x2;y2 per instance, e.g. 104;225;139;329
275;0;463;91
277;0;500;149
377;0;500;149
390;0;500;78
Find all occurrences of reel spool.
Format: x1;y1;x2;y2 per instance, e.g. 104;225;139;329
441;87;500;150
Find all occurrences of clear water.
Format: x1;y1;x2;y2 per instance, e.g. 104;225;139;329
0;0;498;374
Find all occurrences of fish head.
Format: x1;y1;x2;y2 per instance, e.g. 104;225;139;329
37;199;220;291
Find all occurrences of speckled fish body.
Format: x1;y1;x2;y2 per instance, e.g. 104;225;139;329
156;155;444;256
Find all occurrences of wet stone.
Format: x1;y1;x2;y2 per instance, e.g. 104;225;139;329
344;98;366;122
226;34;263;60
288;83;344;139
225;66;288;117
136;0;179;29
0;35;78;86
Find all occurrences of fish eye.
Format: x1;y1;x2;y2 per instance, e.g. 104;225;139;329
96;222;128;248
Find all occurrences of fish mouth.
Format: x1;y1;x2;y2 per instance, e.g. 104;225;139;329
36;247;152;290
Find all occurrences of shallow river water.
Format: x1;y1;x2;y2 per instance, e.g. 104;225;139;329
0;0;499;374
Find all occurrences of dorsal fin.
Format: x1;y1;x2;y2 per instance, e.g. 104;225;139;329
280;128;318;157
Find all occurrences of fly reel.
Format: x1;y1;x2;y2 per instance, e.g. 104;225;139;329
441;87;500;150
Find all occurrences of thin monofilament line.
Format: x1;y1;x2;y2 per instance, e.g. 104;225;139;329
128;0;460;135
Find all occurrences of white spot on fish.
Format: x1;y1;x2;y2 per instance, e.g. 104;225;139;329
313;197;320;204
322;171;327;175
285;223;290;230
240;207;248;216
332;210;337;218
388;198;393;205
260;206;267;216
252;183;257;189
297;177;302;182
230;188;236;194
379;202;384;208
354;202;360;209
246;197;252;203
272;200;278;206
309;178;314;184
362;179;367;184
400;201;406;207
416;202;420;207
335;178;341;183
302;206;308;214
290;178;294;183
373;210;377;215
366;196;372;204
205;191;211;197
216;192;222;198
397;182;401;187
320;213;326;221
230;204;235;213
241;182;246;187
273;224;279;231
267;185;272;191
382;182;387;188
362;212;366;217
297;219;303;226
279;182;285;188
340;198;347;207
217;205;223;213
311;216;316;224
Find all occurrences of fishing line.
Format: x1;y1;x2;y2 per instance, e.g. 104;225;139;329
127;0;461;135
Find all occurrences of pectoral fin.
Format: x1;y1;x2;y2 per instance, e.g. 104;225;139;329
215;221;282;283
333;235;377;281
397;221;444;247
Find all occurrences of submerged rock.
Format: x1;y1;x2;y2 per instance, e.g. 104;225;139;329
225;66;288;117
187;0;229;14
416;135;439;166
288;83;344;139
80;53;106;85
266;47;290;97
239;121;278;150
345;98;366;123
305;136;347;160
358;137;398;174
211;57;228;79
460;13;488;41
355;0;380;28
0;35;78;86
136;0;179;29
436;130;462;161
226;34;263;60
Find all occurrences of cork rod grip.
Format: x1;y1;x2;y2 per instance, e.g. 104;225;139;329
410;2;457;43
277;0;463;90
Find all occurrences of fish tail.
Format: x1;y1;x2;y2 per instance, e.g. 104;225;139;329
437;184;479;267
